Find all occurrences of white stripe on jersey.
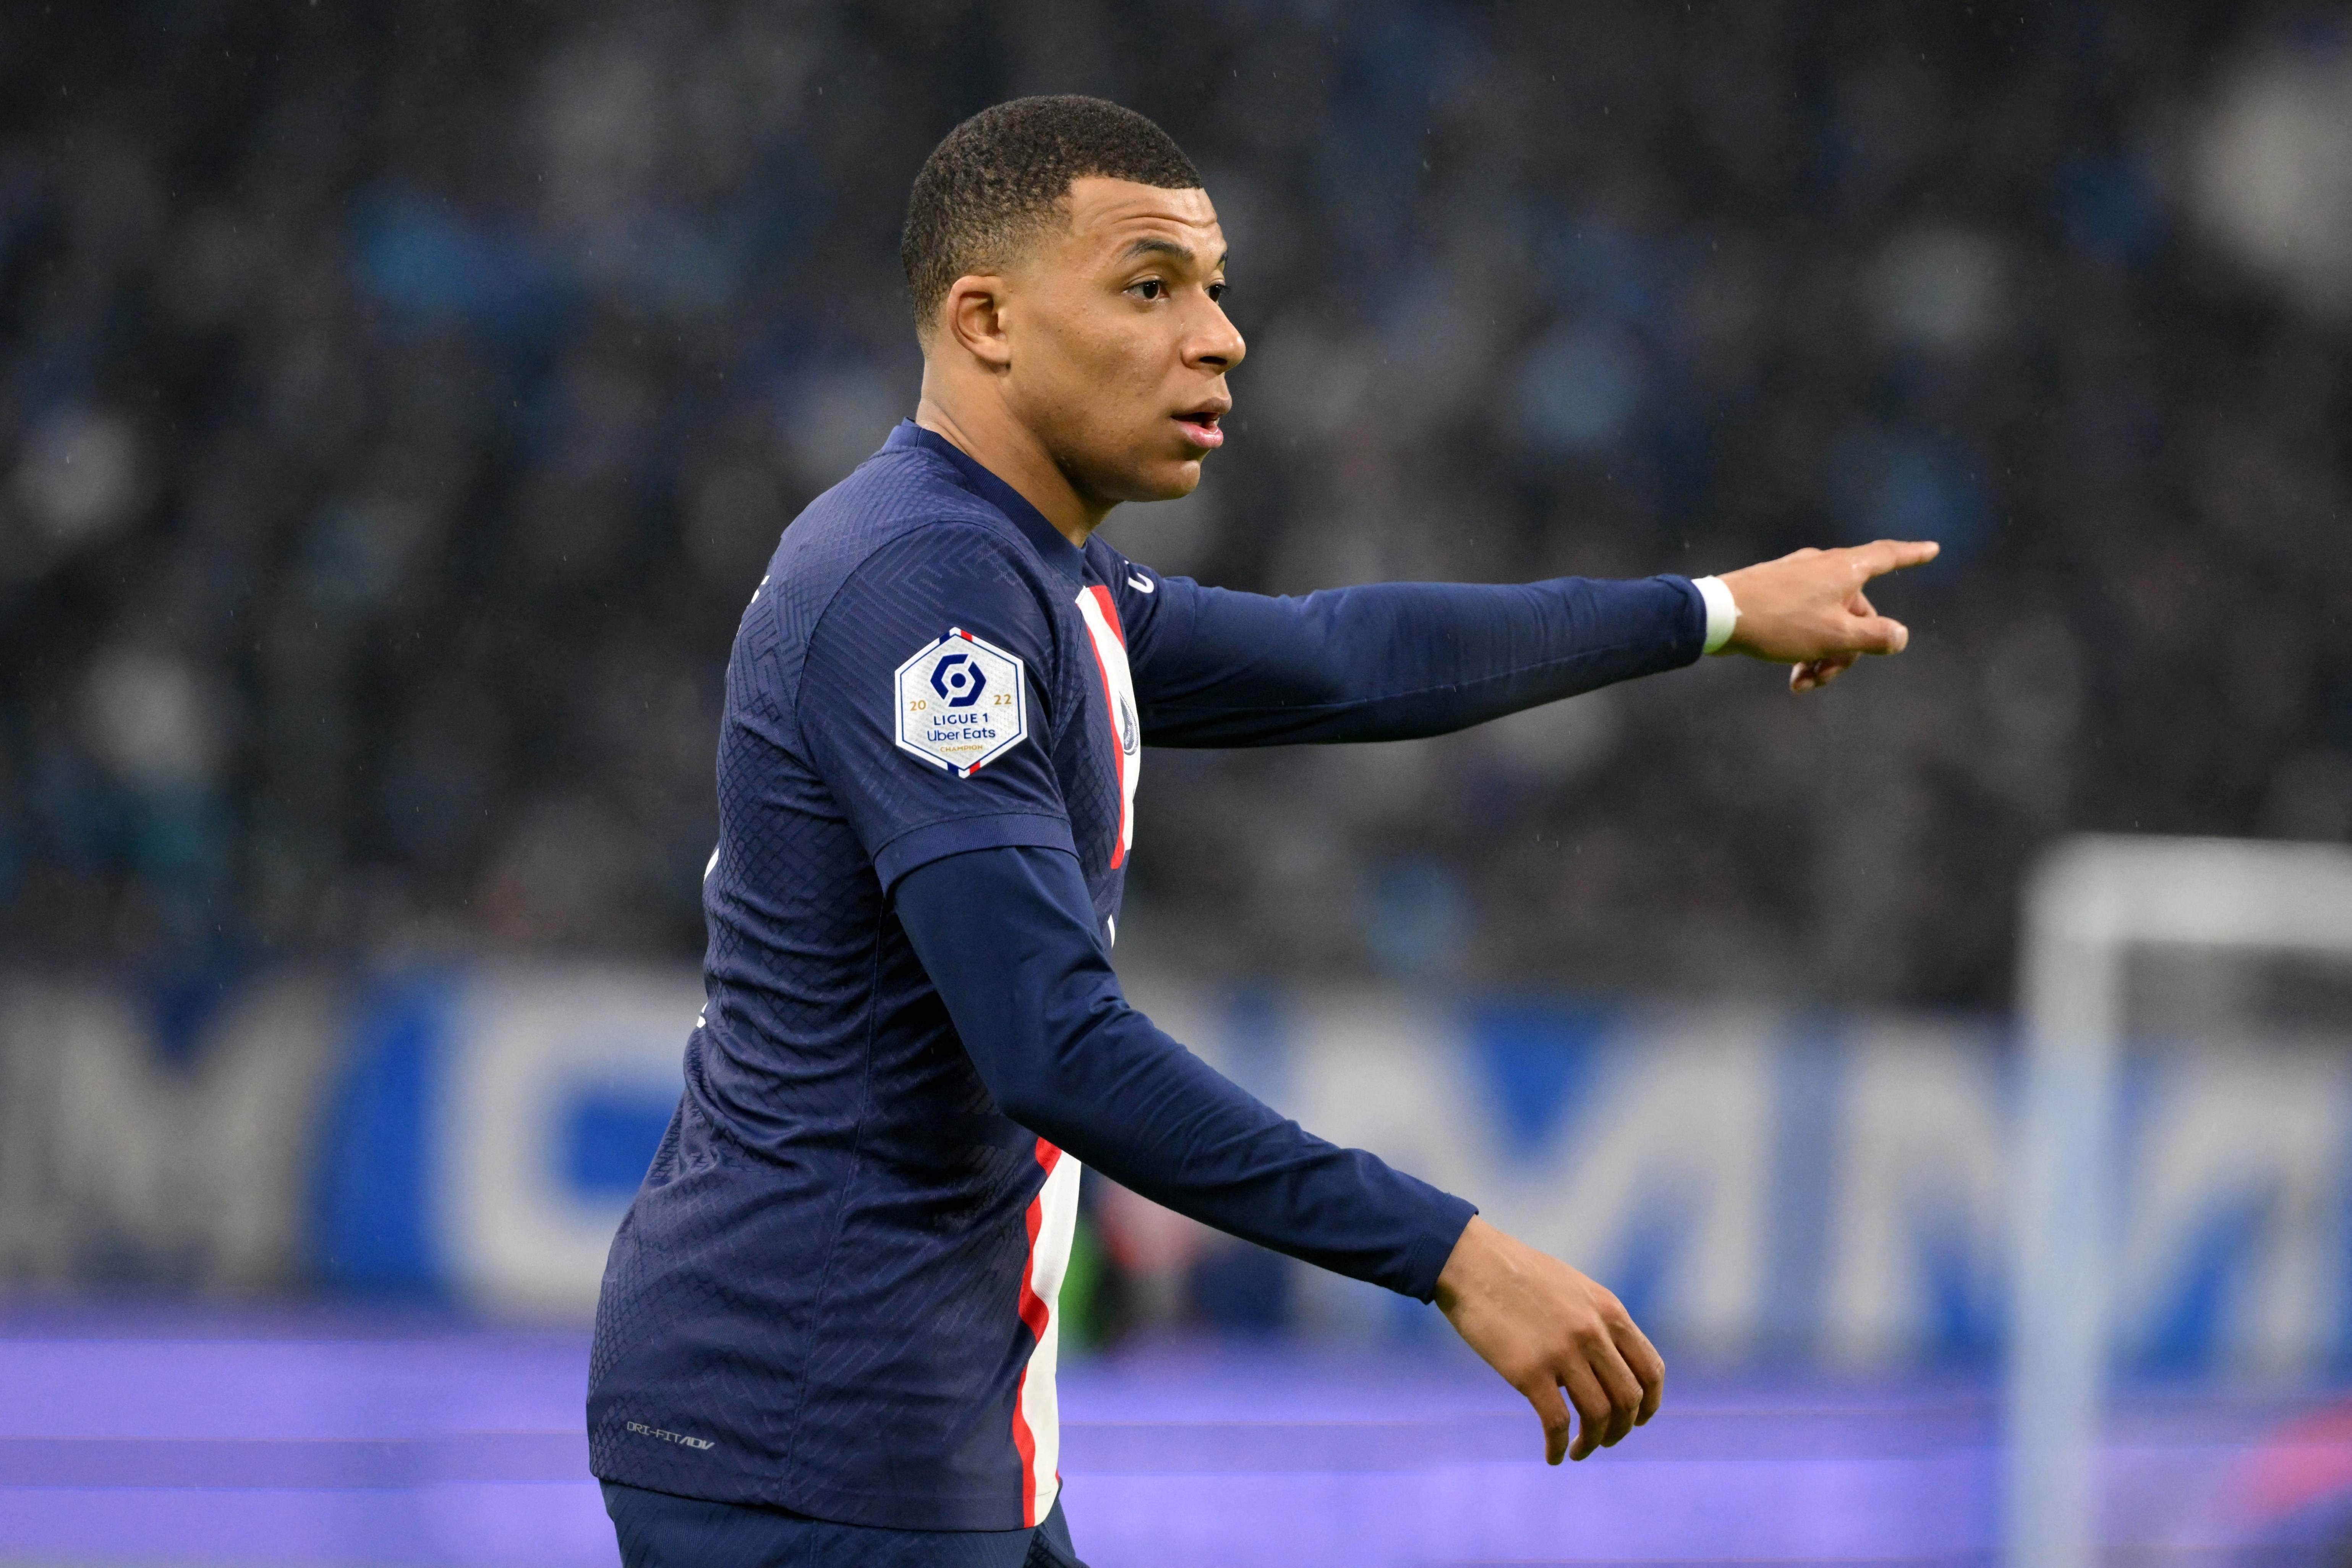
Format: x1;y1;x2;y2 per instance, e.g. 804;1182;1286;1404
1015;1147;1083;1524
1073;586;1141;865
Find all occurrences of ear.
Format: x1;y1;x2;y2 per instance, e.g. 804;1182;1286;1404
941;274;1013;370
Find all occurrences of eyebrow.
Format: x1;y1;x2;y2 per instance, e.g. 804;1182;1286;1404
1122;237;1229;267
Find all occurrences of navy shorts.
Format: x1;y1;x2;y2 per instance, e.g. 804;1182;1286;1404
603;1481;1089;1568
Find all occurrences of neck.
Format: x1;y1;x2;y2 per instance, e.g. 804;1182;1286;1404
914;375;1107;548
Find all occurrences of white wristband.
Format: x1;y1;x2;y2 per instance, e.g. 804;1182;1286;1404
1693;575;1739;654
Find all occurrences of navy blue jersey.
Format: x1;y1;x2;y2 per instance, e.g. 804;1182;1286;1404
587;422;1706;1531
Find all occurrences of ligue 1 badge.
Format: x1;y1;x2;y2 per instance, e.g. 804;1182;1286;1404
894;630;1029;776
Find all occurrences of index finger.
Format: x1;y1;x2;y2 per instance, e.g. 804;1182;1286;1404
1850;539;1939;580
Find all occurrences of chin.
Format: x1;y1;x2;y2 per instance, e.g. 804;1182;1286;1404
1129;456;1203;502
1076;442;1204;507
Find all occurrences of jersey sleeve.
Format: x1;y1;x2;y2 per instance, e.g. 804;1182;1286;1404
896;842;1478;1300
1107;557;1704;748
798;523;1074;893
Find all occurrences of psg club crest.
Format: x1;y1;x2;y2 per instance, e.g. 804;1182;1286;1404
894;629;1029;776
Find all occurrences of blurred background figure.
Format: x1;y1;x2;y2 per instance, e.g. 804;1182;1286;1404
2;4;2350;1567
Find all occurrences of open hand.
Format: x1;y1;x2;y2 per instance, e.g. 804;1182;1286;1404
1434;1216;1665;1464
1717;538;1940;692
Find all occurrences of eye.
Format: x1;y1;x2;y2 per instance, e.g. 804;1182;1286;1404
1207;280;1226;303
1127;278;1164;301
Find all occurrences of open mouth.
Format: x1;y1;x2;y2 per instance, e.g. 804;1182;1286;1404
1174;408;1226;448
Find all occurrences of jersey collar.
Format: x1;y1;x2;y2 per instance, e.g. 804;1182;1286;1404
885;421;1086;586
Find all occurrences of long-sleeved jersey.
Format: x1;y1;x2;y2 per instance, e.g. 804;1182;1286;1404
585;420;1707;1529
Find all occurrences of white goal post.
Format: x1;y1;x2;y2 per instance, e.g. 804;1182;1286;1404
2009;834;2352;1568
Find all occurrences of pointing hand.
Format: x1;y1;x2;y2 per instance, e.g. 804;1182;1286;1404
1716;539;1940;692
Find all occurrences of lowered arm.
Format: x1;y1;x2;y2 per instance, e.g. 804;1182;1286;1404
894;842;1476;1299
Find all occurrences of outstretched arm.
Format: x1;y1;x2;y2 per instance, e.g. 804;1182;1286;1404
896;842;1664;1461
1128;573;1704;747
1121;538;1940;744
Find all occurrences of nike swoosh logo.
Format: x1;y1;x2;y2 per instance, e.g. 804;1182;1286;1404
1126;573;1155;594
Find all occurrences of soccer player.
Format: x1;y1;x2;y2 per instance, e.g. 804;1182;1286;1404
588;96;1936;1566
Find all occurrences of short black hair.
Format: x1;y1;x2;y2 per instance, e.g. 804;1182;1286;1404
901;96;1203;337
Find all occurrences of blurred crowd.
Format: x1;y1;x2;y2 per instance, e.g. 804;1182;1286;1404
2;0;2347;1009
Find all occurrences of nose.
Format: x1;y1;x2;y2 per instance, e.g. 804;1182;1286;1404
1187;298;1246;373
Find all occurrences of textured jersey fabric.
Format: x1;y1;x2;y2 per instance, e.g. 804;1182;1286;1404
586;421;1707;1532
